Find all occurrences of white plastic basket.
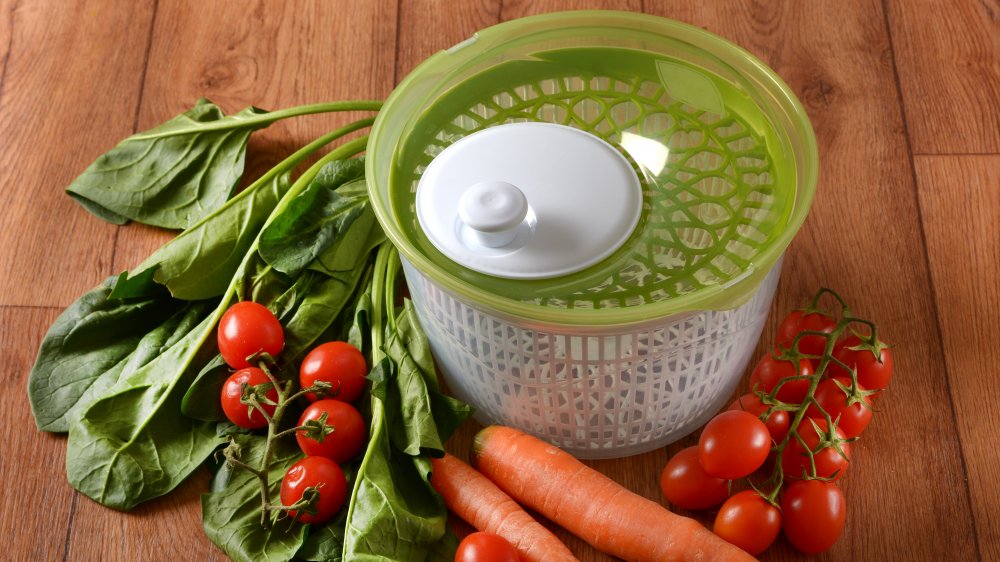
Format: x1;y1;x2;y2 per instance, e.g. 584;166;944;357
403;257;782;458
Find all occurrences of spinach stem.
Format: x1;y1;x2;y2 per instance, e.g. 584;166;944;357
130;101;382;138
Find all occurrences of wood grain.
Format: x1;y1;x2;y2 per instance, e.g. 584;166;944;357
886;0;1000;154
0;307;76;561
916;155;1000;561
2;1;997;561
0;0;154;307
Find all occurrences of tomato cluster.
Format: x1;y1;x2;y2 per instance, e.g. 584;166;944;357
216;300;370;525
661;293;893;556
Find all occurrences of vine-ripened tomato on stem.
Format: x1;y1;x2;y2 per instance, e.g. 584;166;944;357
220;367;278;429
727;393;790;444
781;479;847;554
454;531;521;562
748;352;814;404
830;334;894;392
698;410;771;479
665;290;893;556
296;399;367;463
299;341;368;403
808;376;873;438
660;446;729;510
218;301;285;369
781;418;851;481
280;456;348;525
776;310;837;357
713;490;782;556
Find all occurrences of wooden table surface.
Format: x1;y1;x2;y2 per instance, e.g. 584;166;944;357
2;1;998;561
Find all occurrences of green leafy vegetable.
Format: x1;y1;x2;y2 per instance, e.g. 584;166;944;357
342;245;474;560
258;158;368;277
28;278;193;432
67;99;270;229
66;302;223;510
66;99;381;229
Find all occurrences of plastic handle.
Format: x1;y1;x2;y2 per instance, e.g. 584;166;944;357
458;180;529;247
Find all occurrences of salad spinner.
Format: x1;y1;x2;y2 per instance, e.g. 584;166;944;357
366;11;818;458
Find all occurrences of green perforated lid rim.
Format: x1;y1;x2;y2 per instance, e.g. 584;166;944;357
367;11;818;327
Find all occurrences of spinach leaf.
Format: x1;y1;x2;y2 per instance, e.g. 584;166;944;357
66;303;224;510
383;302;474;456
66;99;271;229
28;277;193;432
117;169;293;301
258;159;369;277
202;435;307;562
342;363;449;561
180;355;230;422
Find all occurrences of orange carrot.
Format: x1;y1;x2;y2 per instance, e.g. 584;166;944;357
430;453;579;562
471;426;756;562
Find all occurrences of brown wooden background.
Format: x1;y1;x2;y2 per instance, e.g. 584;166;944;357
2;1;998;560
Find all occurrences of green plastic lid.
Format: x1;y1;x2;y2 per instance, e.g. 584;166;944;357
367;11;818;326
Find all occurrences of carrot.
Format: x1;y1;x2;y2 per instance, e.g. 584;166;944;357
430;453;579;562
471;426;756;562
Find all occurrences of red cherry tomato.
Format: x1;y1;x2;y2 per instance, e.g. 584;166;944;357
280;456;347;525
830;335;894;392
781;480;846;554
782;418;851;480
660;446;729;510
220;367;277;429
749;352;814;404
808;376;873;438
713;490;781;556
727;393;790;444
698;410;771;479
299;341;367;403
454;531;521;562
296;399;367;463
218;301;285;369
776;311;837;357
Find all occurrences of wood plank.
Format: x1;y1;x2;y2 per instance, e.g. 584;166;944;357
0;307;78;561
916;155;1000;561
111;0;397;274
0;0;154;307
639;2;977;560
886;0;1000;154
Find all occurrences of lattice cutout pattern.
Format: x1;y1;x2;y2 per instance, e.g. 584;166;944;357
400;73;782;309
404;258;782;458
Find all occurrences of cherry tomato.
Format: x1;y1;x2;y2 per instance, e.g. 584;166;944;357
698;410;771;479
218;301;285;369
776;311;837;357
727;393;790;444
830;335;894;392
299;341;367;403
781;418;851;480
296;399;367;463
808;376;873;438
280;456;347;525
660;446;729;510
455;531;521;562
781;480;846;554
713;491;781;556
220;367;277;429
749;352;814;404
